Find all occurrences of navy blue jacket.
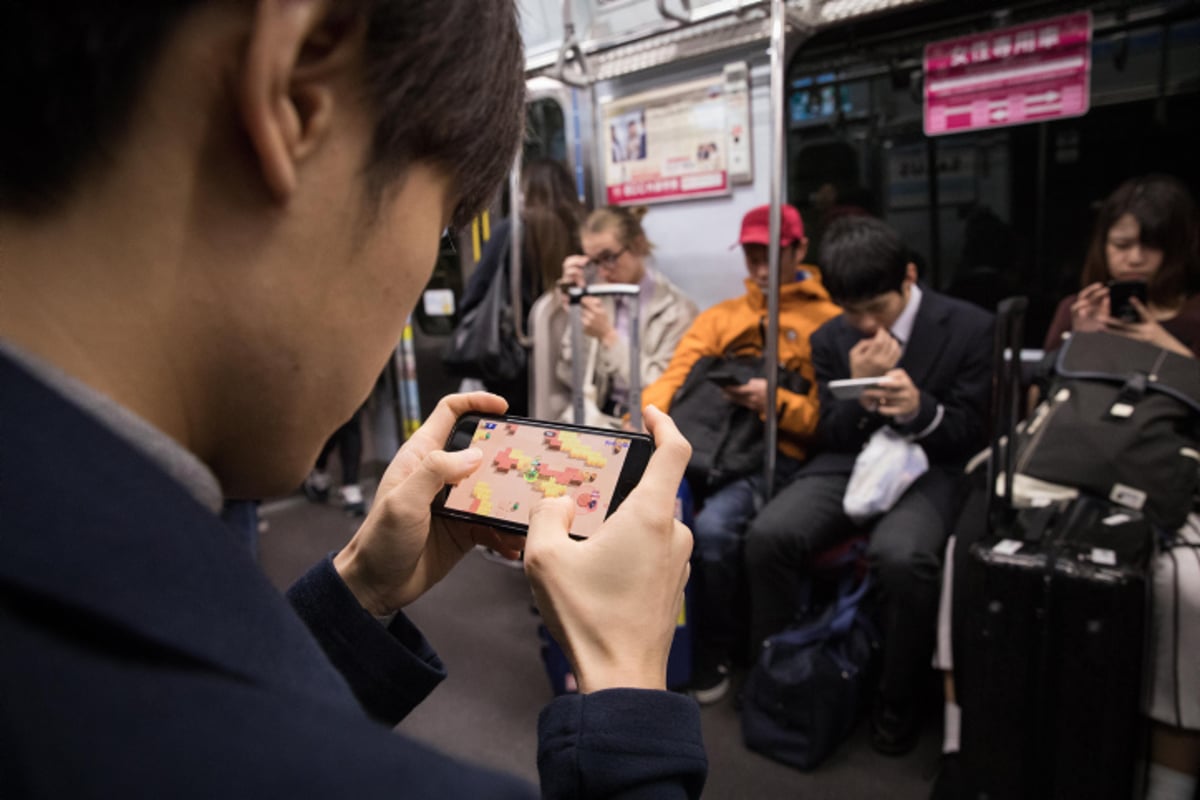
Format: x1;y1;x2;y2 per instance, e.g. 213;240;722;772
0;353;707;798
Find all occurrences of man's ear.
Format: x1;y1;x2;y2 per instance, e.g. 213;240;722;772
238;0;365;202
794;236;810;265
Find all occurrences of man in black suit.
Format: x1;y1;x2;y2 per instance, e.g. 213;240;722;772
745;216;993;755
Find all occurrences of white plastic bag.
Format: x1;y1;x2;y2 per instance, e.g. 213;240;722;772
842;428;929;524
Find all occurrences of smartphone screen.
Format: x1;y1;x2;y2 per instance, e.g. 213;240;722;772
435;415;652;537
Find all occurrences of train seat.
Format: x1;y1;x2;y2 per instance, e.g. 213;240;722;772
528;291;570;421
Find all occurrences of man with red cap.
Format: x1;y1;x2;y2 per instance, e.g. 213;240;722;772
642;204;841;703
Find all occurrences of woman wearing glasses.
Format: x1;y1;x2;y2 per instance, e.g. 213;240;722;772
557;205;698;429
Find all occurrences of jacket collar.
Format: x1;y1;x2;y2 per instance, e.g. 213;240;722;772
897;289;951;387
744;266;832;312
0;353;358;710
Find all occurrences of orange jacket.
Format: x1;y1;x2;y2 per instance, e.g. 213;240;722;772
641;269;842;462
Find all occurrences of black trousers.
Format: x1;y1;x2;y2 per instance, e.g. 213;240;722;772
315;408;364;486
745;468;964;708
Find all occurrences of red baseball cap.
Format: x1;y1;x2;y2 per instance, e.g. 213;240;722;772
736;204;805;247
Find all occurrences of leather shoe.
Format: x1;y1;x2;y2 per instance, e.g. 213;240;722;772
870;700;919;756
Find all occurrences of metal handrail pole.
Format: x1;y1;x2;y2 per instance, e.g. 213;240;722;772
509;158;533;347
763;0;786;500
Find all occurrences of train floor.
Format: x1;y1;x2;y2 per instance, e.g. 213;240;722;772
258;482;944;799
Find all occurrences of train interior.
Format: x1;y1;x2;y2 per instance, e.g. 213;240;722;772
259;0;1200;796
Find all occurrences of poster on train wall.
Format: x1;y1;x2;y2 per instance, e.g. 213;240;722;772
602;76;731;206
924;11;1092;136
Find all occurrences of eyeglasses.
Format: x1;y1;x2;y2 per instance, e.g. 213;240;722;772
585;247;628;272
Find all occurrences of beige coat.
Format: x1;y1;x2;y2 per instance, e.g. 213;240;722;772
556;270;698;427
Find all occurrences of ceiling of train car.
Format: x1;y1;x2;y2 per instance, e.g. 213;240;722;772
524;0;1193;83
522;0;939;80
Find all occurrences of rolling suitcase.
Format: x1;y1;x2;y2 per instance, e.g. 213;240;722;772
958;298;1152;800
537;283;694;694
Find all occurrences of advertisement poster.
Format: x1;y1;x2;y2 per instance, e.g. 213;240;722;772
602;76;731;206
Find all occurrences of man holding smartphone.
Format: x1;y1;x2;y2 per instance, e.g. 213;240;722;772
642;204;842;703
745;216;993;755
0;2;705;798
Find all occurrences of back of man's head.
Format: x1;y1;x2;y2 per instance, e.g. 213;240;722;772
819;216;909;304
0;0;524;223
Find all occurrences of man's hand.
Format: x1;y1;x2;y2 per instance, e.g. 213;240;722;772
849;328;901;378
1104;296;1193;357
723;378;768;415
860;368;919;419
524;405;693;693
332;393;525;617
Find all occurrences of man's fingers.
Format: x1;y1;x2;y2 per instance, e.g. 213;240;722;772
401;448;483;504
410;393;508;453
525;496;576;562
631;406;692;501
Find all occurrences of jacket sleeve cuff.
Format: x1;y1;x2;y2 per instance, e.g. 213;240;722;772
537;689;707;800
287;554;445;725
890;391;942;440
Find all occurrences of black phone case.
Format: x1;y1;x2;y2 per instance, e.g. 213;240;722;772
431;414;653;535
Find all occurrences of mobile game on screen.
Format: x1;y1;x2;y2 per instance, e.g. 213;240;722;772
443;418;633;537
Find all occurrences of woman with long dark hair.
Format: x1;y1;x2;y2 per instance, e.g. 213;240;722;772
457;159;586;414
1044;174;1200;355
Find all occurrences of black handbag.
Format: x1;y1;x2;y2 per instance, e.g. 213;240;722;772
442;249;526;385
1017;331;1200;529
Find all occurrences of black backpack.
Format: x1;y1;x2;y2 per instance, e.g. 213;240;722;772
669;348;810;492
1018;331;1200;530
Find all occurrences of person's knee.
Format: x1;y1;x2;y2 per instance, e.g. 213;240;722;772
692;512;741;563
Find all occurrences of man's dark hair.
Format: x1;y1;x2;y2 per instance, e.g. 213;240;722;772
0;0;524;224
819;216;910;304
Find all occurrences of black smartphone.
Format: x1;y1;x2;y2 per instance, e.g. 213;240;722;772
706;370;743;388
431;414;654;537
1108;280;1148;323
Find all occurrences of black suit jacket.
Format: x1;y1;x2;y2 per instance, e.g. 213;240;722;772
0;352;706;799
803;289;994;476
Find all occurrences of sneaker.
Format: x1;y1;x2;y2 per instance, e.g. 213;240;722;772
688;661;731;706
303;469;332;503
338;484;366;517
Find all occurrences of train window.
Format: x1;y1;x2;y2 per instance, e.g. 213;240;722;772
524;98;568;164
1167;20;1200;91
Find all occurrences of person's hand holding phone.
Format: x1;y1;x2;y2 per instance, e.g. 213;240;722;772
580;296;617;345
860;368;920;418
332;393;525;617
523;405;693;693
1070;282;1111;333
849;328;901;378
1104;296;1193;357
722;377;768;415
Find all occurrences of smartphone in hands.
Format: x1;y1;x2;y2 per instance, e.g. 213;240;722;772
827;376;887;400
1108;280;1148;323
431;414;654;538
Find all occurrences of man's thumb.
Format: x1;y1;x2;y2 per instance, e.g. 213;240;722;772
403;448;483;502
526;495;576;551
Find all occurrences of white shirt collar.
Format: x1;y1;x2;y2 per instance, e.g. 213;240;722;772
890;283;923;349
